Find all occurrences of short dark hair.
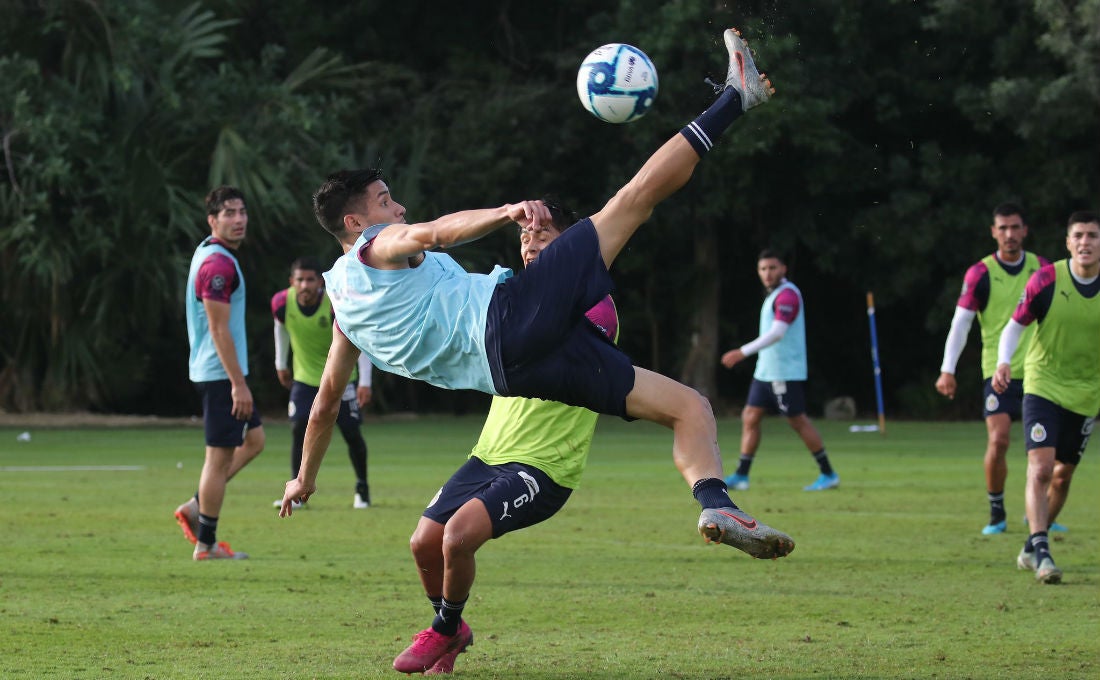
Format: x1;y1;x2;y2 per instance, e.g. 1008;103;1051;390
992;202;1026;223
1067;210;1099;229
205;186;246;216
757;248;785;264
312;169;385;238
290;256;324;276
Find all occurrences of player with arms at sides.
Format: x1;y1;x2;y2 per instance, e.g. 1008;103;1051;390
272;256;374;510
386;203;619;674
282;26;793;648
993;210;1100;584
935;203;1050;535
174;186;264;561
719;249;839;492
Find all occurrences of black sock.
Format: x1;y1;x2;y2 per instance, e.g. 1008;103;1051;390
1030;532;1051;564
197;513;218;546
432;596;467;636
679;88;743;157
988;492;1006;524
735;454;754;477
812;449;834;476
356;480;371;503
428;596;442;616
692;478;737;510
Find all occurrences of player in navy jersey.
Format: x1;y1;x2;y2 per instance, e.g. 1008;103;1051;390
935;203;1051;535
720;250;838;491
994;210;1100;584
174;186;264;561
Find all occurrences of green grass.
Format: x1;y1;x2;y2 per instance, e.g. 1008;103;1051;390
1;417;1097;679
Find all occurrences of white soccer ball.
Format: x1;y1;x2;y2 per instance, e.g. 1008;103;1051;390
576;43;658;124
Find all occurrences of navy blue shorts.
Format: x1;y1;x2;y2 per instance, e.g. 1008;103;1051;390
423;457;572;538
288;381;361;428
194;380;263;448
983;377;1022;420
746;378;808;417
485;219;635;418
1022;393;1094;466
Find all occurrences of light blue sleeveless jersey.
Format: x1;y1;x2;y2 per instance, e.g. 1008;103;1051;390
186;238;248;382
323;232;512;394
753;281;808;381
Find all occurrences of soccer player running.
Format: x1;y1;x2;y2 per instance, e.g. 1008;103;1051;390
994;211;1095;580
174;186;264;561
719;249;839;491
935;203;1050;535
280;28;794;668
390;203;618;674
272;256;374;510
993;210;1100;584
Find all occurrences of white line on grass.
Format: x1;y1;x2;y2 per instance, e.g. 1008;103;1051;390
0;465;146;472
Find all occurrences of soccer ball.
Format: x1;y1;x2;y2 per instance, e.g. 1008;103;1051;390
576;43;658;124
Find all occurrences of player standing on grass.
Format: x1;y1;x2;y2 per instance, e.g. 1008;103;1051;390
174;186;264;561
272;256;373;510
993;210;1100;584
720;249;839;492
280;28;794;672
935;203;1051;535
389;203;618;674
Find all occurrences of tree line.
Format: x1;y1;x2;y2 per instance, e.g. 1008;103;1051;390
1;0;1096;418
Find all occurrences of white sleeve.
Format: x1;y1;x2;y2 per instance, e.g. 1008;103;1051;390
739;320;790;357
939;306;977;374
274;319;290;371
997;319;1026;367
357;353;372;388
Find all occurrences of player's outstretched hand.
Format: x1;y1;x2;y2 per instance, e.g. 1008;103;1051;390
280;478;315;517
507;200;552;231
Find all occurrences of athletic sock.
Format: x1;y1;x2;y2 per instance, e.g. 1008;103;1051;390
988;492;1006;524
679;88;743;157
197;513;218;546
356;480;371;504
812;449;834;476
693;477;738;510
1022;534;1034;553
1030;532;1051;564
428;595;443;616
432;596;467;636
735;454;754;477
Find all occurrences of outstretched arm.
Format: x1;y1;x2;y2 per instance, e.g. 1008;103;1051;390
280;326;360;516
368;201;551;264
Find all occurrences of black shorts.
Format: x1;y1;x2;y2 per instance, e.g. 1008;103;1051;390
288;381;361;428
746;379;808;417
194;380;263;448
983;377;1022;420
1022;394;1094;466
485;219;635;418
423;457;572;539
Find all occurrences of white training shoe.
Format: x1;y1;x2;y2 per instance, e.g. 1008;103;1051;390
1035;557;1062;584
722;28;774;110
1016;547;1037;571
353;493;370;509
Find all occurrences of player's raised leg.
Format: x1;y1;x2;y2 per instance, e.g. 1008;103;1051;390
590;28;773;268
625;367;794;559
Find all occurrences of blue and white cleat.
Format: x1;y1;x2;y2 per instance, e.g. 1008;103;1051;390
804;472;840;491
981;519;1007;535
722;28;774;110
724;473;750;491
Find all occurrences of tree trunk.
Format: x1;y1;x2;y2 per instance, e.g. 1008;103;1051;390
679;219;719;399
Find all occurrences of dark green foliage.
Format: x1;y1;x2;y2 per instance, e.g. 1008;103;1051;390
0;0;1096;415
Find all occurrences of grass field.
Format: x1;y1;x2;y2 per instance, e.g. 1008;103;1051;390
1;417;1097;679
